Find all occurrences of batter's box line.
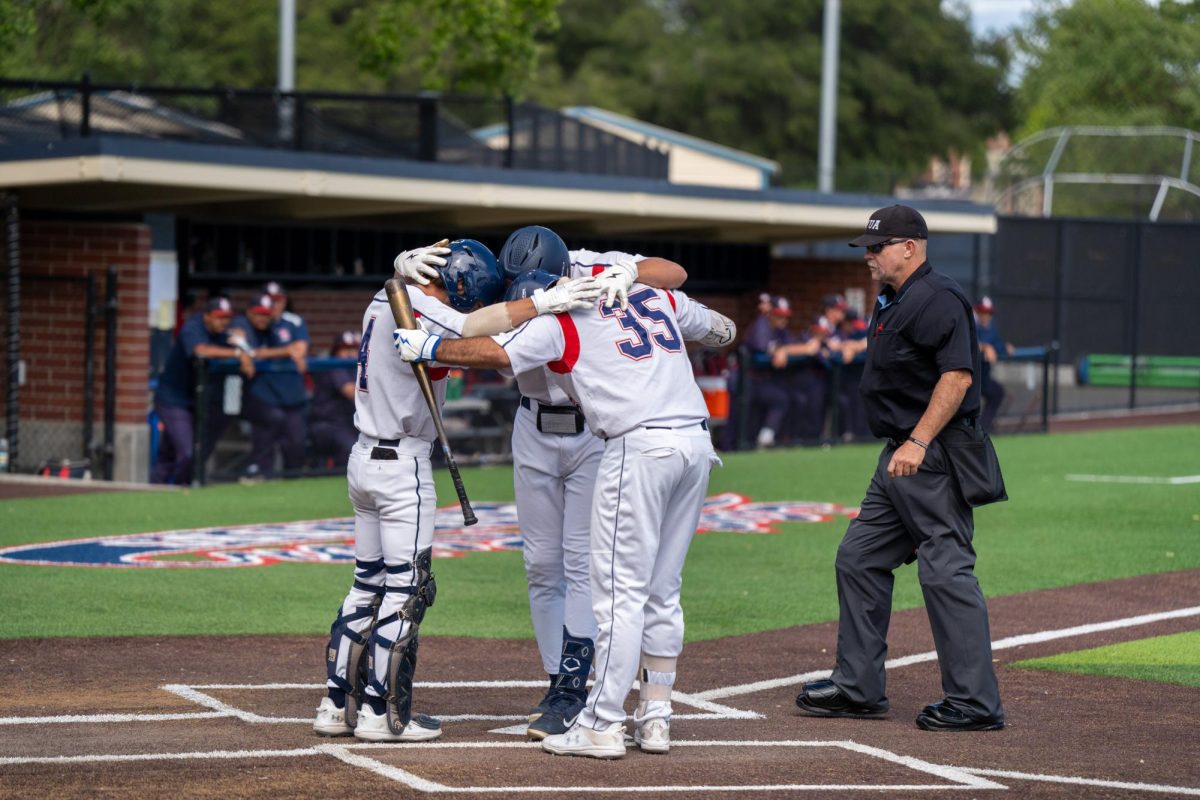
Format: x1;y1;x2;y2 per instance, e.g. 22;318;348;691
316;739;1007;793
160;682;763;728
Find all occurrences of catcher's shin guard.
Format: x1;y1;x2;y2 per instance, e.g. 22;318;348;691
374;548;437;735
325;558;385;726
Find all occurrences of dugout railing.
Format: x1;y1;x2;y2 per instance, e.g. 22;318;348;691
725;344;1052;451
185;357;515;487
0;75;670;181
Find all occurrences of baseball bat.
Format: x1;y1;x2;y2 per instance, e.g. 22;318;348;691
384;277;478;526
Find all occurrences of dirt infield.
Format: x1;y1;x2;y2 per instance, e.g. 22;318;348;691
2;570;1198;799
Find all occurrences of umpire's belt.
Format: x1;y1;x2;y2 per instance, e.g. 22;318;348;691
520;396;585;435
357;433;435;459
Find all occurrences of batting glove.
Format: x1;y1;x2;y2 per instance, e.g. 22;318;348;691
393;327;441;363
532;275;602;315
594;257;639;310
393;240;450;286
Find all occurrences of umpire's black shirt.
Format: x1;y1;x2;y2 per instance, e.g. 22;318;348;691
860;261;981;440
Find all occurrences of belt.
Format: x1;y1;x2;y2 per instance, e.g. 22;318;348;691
357;433;434;458
646;420;708;431
606;420;708;441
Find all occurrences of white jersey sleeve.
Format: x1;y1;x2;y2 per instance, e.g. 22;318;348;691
492;314;566;376
665;288;717;342
568;248;645;279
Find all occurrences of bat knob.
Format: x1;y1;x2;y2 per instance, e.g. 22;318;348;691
462;508;478;526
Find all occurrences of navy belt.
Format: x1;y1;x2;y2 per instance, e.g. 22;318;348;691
377;438;400;447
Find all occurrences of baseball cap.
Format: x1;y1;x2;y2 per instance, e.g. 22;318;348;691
974;296;995;314
248;293;274;314
262;281;286;299
331;330;360;351
849;204;929;247
205;297;233;317
770;296;792;317
822;293;848;310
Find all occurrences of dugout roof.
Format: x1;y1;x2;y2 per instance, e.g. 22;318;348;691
0;137;996;243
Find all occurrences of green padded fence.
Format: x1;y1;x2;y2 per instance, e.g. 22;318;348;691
1077;354;1200;389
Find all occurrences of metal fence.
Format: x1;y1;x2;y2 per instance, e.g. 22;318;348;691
991;216;1200;415
0;76;670;180
722;346;1052;452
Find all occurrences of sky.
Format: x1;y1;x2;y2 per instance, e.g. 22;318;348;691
961;0;1040;34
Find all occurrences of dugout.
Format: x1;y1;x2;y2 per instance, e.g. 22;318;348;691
0;79;996;482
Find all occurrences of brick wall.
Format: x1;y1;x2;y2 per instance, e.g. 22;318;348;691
0;221;151;468
768;258;877;333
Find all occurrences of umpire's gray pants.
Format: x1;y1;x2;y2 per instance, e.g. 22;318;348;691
830;439;1003;719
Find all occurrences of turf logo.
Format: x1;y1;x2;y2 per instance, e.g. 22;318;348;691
0;492;855;568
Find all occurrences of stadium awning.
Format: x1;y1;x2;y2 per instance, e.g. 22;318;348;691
0;137;996;243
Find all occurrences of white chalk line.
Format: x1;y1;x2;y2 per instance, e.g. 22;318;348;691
0;747;324;766
0;711;227;726
694;605;1200;701
1065;473;1200;485
8;740;1197;796
963;768;1200;797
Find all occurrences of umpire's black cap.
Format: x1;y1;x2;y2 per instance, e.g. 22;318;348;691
849;205;928;247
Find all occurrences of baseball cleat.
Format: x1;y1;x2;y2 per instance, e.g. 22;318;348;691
527;690;586;740
313;697;353;737
634;717;670;754
353;706;442;742
542;721;626;759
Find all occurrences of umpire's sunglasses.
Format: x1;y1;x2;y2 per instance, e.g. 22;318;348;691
865;239;910;254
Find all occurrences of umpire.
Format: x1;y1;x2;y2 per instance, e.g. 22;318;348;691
796;205;1006;732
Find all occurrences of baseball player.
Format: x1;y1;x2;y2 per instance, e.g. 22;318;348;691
314;239;601;743
396;226;688;740
151;297;254;485
228;289;309;478
393;277;736;758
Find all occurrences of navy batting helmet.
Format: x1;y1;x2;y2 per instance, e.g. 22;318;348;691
504;269;559;303
438;239;504;312
498;225;570;280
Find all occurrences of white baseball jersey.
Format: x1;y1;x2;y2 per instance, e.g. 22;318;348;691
353;285;465;442
496;286;713;439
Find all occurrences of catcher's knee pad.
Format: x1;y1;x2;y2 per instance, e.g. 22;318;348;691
325;558;385;725
551;627;594;695
368;548;437;734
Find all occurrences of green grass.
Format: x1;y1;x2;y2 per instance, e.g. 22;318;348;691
1011;631;1200;687
0;425;1197;641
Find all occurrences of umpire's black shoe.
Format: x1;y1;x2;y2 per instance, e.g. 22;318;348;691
795;679;888;719
915;701;1004;732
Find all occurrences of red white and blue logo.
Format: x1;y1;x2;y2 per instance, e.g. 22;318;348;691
0;493;857;568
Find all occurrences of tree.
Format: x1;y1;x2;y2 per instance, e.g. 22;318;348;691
0;0;561;97
530;0;1014;190
1014;0;1200;136
348;0;561;95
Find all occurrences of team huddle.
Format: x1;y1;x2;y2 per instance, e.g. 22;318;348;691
311;205;1008;758
313;225;737;758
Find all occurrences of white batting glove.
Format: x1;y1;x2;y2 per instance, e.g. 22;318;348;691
392;327;442;363
393;241;450;286
594;258;639;310
531;276;602;315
